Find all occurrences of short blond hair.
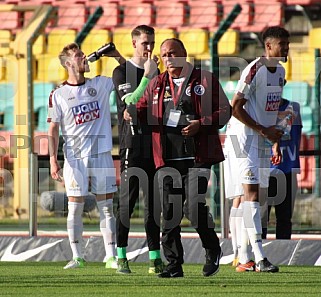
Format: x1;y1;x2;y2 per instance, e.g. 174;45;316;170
58;42;79;68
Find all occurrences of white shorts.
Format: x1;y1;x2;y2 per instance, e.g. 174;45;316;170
223;148;244;199
223;139;271;199
63;151;117;197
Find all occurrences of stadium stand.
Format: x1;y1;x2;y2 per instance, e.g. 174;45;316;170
45;28;77;56
217;28;240;56
80;29;111;77
283;81;311;106
0;29;13;56
186;0;222;30
121;1;155;27
36;29;75;82
37;54;67;82
154;1;188;29
33;82;55;111
86;1;121;29
289;51;315;83
32;33;46;56
52;3;88;30
178;29;209;59
285;0;321;5
154;28;176;54
301;105;314;135
250;0;284;32
0;58;5;81
0;9;22;31
111;27;132;57
308;27;321;49
0;82;15;109
36;105;48;132
221;0;254;31
298;134;316;190
154;28;176;71
3;105;14;131
220;80;237;101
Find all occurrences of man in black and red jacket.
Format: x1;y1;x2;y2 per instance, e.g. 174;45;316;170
135;38;231;278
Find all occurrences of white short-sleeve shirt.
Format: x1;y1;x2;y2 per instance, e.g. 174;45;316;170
227;57;285;149
48;76;114;160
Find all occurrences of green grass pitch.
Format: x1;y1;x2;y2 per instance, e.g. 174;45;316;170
0;262;320;296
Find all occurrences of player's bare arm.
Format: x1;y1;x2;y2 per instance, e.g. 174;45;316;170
48;122;62;182
232;93;283;143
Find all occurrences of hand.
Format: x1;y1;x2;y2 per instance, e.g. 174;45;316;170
261;125;283;144
50;160;63;183
181;120;200;137
271;142;282;165
123;109;132;121
144;52;158;79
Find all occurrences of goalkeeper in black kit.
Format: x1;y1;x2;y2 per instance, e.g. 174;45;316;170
112;25;162;274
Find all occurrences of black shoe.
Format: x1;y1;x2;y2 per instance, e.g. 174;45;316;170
158;266;184;278
255;258;279;273
203;249;222;277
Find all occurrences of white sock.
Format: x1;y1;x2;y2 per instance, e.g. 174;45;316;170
239;203;251;264
229;207;238;258
235;205;243;258
243;201;265;263
67;201;84;259
97;199;116;260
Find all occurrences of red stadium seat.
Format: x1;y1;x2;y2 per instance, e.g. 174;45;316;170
51;3;88;30
86;1;121;29
121;2;155;27
285;0;321;5
154;1;188;29
187;0;222;30
298;134;316;190
250;0;284;32
0;11;22;31
221;0;254;32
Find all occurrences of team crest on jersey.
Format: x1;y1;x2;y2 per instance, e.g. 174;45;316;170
164;90;171;99
185;85;191;96
72;101;100;125
87;87;97;97
194;84;205;95
265;92;281;111
244;169;257;181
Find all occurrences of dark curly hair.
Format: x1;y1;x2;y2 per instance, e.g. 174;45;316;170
262;26;290;42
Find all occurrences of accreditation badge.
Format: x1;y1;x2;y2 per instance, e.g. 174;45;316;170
166;109;181;127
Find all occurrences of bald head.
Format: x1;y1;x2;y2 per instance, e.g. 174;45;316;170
160;38;188;77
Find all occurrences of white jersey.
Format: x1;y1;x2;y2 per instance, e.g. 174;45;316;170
48;76;114;160
226;57;285;149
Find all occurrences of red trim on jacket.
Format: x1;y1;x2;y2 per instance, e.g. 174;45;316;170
137;64;232;168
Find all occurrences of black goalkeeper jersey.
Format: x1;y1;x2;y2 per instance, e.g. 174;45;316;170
112;60;156;157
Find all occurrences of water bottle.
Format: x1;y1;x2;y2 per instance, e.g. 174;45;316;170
277;103;293;140
87;42;116;63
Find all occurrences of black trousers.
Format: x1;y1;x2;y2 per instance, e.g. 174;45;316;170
116;148;161;251
267;171;297;239
158;160;221;269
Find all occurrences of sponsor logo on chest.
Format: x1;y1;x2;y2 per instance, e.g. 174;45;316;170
265;92;281;111
72;101;100;125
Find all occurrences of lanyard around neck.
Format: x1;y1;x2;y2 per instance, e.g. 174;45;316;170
168;75;190;108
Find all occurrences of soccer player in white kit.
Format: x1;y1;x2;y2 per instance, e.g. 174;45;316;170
224;26;290;272
47;43;125;269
